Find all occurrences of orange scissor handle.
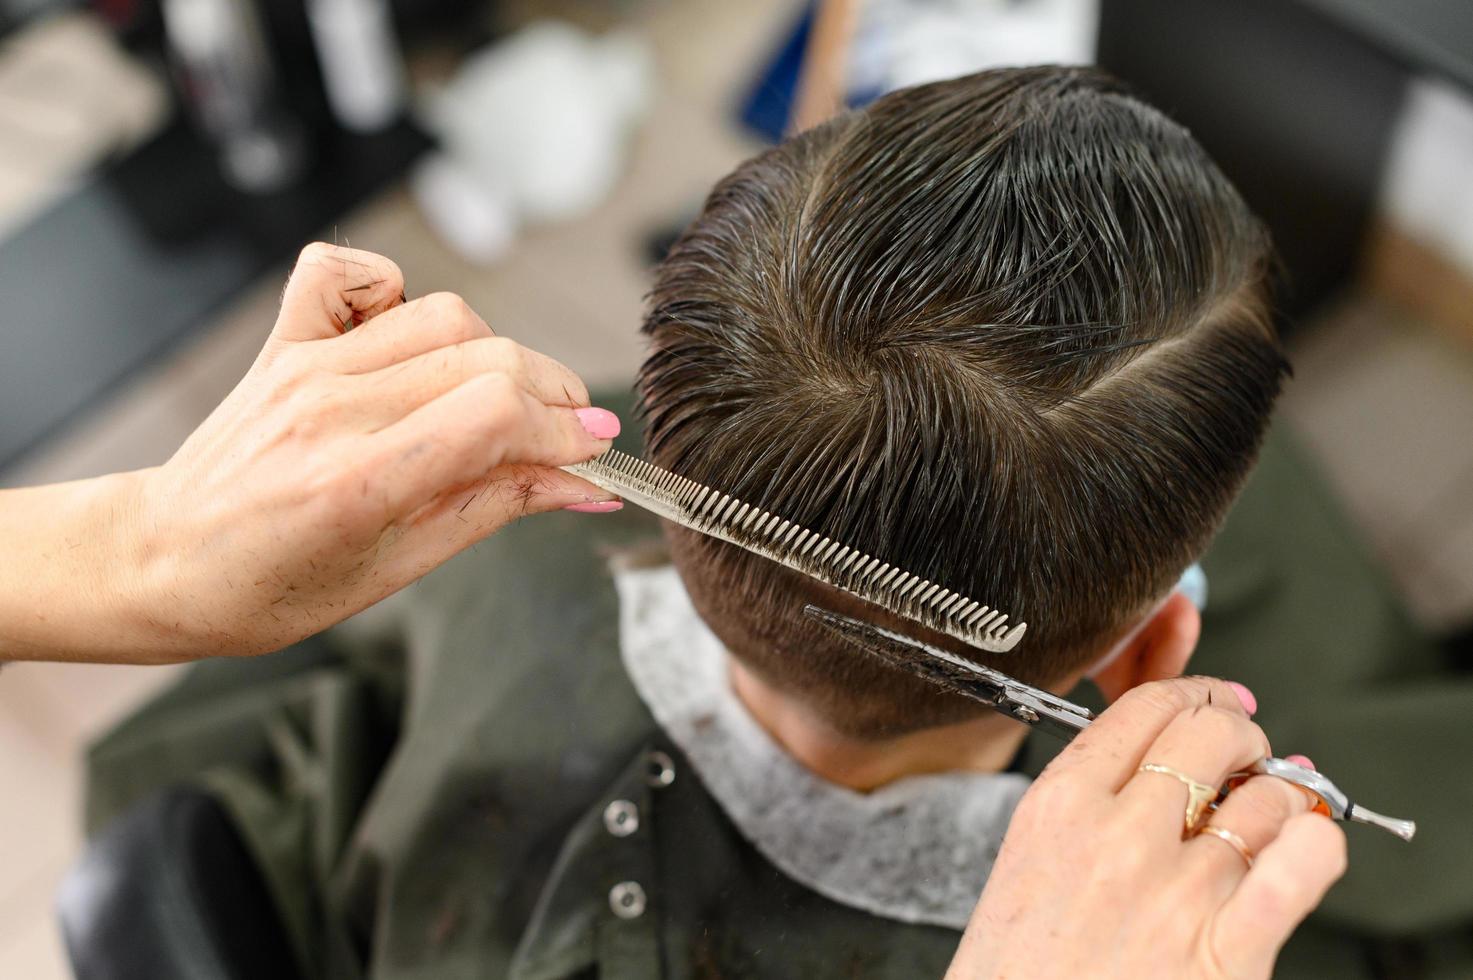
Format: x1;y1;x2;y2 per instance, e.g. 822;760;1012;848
1221;772;1333;817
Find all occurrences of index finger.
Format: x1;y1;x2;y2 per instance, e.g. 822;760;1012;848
1041;676;1254;792
273;243;405;342
351;337;592;434
370;374;616;519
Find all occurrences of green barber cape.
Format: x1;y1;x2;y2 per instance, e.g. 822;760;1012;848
80;408;1473;979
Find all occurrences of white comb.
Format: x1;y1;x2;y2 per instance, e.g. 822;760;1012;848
563;448;1026;653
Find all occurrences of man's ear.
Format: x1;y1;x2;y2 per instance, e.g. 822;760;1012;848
1091;592;1201;704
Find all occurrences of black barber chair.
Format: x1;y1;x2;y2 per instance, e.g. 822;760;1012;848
58;786;303;980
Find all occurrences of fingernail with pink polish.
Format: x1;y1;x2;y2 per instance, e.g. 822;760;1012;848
563;500;623;514
1226;681;1257;715
1286;754;1316;771
575;407;620;441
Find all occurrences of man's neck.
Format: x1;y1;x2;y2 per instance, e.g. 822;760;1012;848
728;656;1030;792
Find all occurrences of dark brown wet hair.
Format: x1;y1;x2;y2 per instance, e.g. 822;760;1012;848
637;66;1287;737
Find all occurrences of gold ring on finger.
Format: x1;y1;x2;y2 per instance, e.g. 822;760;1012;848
1195;824;1255;869
1138;762;1219;837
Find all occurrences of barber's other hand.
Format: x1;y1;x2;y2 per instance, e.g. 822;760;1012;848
123;243;619;661
948;677;1346;980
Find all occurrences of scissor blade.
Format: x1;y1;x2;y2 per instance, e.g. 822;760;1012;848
804;605;1008;707
803;605;1094;739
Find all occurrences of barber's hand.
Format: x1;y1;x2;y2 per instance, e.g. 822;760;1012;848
119;243;620;661
948;677;1346;980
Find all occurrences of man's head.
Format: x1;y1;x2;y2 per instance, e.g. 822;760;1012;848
637;66;1287;738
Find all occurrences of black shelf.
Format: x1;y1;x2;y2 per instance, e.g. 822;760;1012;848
0;116;431;472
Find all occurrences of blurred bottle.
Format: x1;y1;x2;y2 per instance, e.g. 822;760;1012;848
305;0;407;133
160;0;307;193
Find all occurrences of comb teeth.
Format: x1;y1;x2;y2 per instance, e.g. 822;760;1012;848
563;449;1026;653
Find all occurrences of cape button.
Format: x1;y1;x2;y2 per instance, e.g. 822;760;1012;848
609;881;647;919
603;799;639;838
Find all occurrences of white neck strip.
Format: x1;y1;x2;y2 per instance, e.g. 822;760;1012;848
615;564;1030;930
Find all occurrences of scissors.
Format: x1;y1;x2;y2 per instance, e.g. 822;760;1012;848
804;605;1416;841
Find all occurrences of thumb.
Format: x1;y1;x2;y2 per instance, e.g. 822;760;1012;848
273;243;405;343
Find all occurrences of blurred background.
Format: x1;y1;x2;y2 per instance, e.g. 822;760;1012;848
0;0;1470;976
